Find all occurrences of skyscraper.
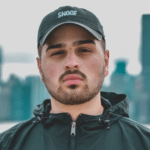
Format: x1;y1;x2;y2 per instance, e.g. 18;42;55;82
0;46;3;84
141;14;150;94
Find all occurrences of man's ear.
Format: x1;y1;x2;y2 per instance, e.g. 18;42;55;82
104;50;109;77
36;57;44;82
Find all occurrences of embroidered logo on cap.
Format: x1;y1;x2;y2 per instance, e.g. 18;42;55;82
58;10;77;18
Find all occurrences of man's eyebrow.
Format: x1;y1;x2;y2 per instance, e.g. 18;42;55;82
46;43;66;51
72;40;96;46
46;40;95;51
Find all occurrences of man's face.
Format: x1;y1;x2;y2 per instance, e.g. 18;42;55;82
37;24;109;105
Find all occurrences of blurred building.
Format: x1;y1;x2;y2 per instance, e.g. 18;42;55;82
25;76;50;117
101;14;150;124
0;46;3;84
141;14;150;95
101;60;137;120
103;59;135;95
0;46;49;121
133;14;150;123
0;74;30;121
0;74;50;121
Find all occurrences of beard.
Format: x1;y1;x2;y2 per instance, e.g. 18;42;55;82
41;66;105;105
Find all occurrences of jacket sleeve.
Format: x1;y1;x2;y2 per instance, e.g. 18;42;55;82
0;123;20;150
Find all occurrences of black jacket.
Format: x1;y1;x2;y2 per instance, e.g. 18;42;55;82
0;91;150;150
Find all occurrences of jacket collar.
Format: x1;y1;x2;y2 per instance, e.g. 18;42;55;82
33;91;129;129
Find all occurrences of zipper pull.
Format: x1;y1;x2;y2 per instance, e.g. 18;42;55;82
70;122;76;136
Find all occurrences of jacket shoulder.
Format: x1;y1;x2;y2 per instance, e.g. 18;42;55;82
120;117;150;133
0;118;35;149
117;116;150;145
0;122;23;138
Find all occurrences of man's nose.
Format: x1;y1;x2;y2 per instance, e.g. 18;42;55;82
64;53;79;71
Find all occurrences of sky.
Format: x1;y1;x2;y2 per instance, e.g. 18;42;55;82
0;0;150;85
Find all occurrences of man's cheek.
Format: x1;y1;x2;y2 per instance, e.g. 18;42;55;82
87;59;100;73
49;68;58;77
44;65;58;77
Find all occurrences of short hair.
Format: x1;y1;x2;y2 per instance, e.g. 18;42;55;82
38;37;106;58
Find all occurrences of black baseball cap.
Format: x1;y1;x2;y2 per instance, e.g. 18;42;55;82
37;6;105;47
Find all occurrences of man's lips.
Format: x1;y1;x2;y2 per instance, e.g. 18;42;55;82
63;74;83;85
63;74;83;81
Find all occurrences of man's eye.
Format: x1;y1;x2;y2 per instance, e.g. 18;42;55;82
79;49;91;53
51;51;65;56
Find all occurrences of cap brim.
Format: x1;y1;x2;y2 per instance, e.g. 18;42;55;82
39;21;103;46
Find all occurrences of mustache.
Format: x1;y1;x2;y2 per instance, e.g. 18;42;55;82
60;70;86;82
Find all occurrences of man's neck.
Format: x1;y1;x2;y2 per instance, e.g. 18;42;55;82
50;92;104;121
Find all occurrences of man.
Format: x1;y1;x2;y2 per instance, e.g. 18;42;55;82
0;6;150;150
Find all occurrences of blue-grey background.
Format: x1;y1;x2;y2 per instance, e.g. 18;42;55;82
0;1;150;126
